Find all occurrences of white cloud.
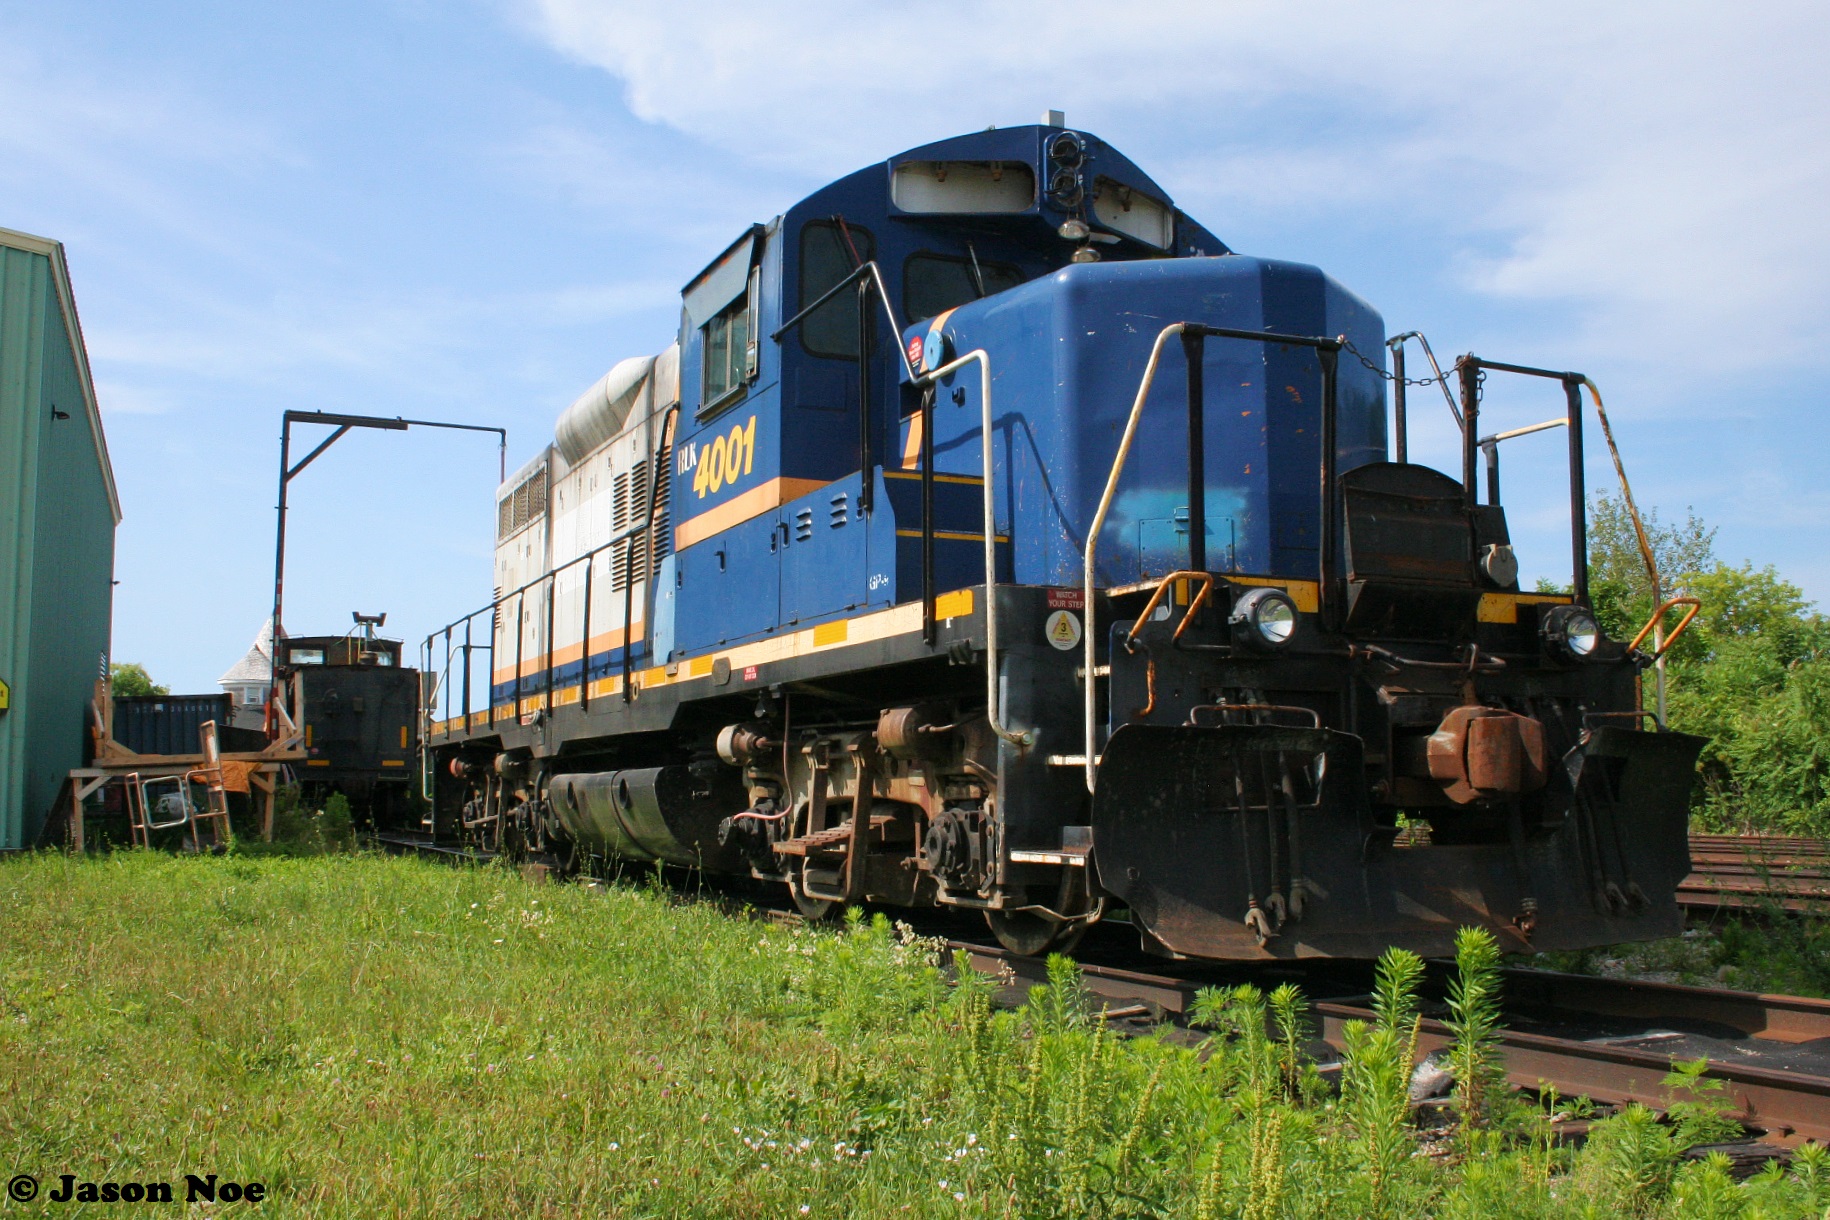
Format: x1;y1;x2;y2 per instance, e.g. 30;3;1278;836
520;0;1830;374
92;379;175;417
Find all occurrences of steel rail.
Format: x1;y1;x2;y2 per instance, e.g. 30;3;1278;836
1682;833;1830;914
1311;1000;1830;1146
947;939;1830;1146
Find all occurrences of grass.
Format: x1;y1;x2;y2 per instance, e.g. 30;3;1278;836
5;852;1830;1217
1528;914;1830;999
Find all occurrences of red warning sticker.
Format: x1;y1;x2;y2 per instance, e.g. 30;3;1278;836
742;665;759;682
1046;588;1085;610
906;335;924;368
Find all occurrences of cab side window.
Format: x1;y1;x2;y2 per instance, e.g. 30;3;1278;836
903;252;1023;324
686;228;763;418
799;220;876;359
702;297;749;405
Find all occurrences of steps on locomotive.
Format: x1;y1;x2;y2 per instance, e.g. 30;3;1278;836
772;813;897;858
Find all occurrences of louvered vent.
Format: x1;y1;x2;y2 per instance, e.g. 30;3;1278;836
497;464;548;540
651;456;672;561
628;459;648;524
611;470;630;531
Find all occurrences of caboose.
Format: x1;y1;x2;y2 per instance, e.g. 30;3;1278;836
422;117;1701;960
283;613;419;822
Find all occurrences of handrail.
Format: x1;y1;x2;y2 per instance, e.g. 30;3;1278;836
1628;596;1701;657
1125;571;1216;649
1478;416;1569;505
1082;323;1342;793
1083;324;1187;790
419;472;663;737
911;349;1027;747
771;259;916;381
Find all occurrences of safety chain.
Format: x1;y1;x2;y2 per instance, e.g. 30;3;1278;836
1338;336;1453;388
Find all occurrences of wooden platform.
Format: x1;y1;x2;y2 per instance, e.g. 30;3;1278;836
61;680;307;850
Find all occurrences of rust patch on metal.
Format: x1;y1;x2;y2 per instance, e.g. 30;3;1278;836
1427;705;1548;803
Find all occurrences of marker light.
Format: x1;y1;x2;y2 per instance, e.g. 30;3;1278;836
1544;605;1602;661
920;330;950;374
1230;587;1298;649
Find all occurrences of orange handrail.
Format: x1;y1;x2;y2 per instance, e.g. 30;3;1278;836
1628;596;1701;656
1125;571;1217;648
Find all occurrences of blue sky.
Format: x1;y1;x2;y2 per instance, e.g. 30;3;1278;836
4;1;1827;692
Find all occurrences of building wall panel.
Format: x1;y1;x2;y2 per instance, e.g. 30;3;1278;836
0;233;117;849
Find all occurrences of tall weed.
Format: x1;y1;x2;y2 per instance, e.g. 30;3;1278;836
1446;926;1505;1143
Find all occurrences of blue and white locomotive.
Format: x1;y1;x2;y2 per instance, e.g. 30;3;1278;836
422;118;1701;960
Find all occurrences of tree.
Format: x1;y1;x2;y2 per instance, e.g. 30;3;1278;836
109;662;168;699
1582;493;1830;833
1583;493;1716;649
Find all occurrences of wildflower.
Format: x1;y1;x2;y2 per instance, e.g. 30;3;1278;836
954;1193;965;1203
966;1133;977;1146
608;1142;619;1151
800;1208;811;1215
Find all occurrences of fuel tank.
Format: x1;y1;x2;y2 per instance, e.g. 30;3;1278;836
549;765;747;869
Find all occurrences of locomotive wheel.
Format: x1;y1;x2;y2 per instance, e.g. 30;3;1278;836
790;864;840;923
985;871;1090;957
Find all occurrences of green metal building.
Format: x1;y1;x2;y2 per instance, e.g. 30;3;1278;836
0;227;120;850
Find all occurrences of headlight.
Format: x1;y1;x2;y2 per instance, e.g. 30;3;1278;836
1544;605;1602;661
1230;587;1298;649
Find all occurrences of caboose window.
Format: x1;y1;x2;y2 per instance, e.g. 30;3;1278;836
702;296;748;407
798;220;876;359
903;252;1024;324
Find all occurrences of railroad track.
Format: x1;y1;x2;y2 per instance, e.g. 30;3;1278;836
1682;834;1830;915
371;830;497;862
950;937;1830;1148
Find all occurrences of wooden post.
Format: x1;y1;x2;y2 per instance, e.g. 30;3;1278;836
69;780;83;853
251;768;278;841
